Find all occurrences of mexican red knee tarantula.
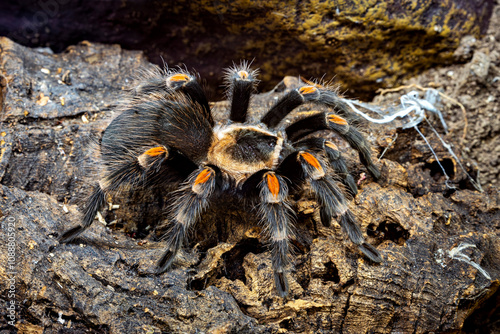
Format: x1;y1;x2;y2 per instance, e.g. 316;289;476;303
60;61;382;297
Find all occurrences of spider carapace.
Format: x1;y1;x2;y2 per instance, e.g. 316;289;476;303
60;62;382;297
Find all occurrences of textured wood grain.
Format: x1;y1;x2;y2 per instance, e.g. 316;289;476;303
0;37;499;333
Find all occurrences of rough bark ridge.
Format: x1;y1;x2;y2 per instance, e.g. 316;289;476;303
0;37;499;333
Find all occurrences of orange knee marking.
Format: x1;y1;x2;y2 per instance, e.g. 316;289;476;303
237;70;249;79
327;114;348;126
265;172;280;197
325;141;339;151
299;152;323;171
194;168;213;185
168;73;190;82
144;146;167;157
298;86;318;95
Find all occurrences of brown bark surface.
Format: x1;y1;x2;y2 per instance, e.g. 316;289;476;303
0;32;499;333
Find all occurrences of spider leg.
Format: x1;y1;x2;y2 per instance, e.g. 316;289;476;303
115;92;213;164
261;86;320;128
278;151;381;263
59;183;106;243
60;145;196;243
59;160;144;243
285;112;380;180
224;63;259;123
156;166;219;273
261;85;358;128
131;69;213;126
259;84;379;179
137;146;169;173
101;144;196;192
165;72;213;126
243;170;295;297
292;137;358;195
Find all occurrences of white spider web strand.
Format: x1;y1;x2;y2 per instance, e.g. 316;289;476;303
423;118;483;192
447;243;491;280
377;132;398;161
338;90;483;192
413;124;455;190
342;98;417;125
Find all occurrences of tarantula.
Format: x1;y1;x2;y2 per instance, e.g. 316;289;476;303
60;62;382;297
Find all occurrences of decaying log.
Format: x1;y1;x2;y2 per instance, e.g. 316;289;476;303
0;37;499;333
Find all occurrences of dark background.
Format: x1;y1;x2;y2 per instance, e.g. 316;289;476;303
0;0;495;99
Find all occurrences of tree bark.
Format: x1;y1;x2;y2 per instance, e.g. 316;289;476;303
0;37;499;333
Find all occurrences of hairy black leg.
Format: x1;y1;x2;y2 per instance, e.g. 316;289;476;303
101;145;196;191
243;170;295;297
59;183;106;243
166;72;213;126
101;146;169;192
261;86;321;127
60;153;148;243
339;210;382;262
259;83;379;179
224;63;258;123
137;146;170;173
293;137;358;195
60;145;196;243
260;84;357;128
156;166;218;273
286;112;380;180
279;151;382;263
305;87;358;120
136;145;198;187
261;83;370;129
322;141;358;195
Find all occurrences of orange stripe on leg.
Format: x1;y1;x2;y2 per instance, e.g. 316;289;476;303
144;146;168;157
299;152;322;170
265;172;280;198
138;146;168;169
327;114;348;126
168;73;191;82
298;86;318;95
299;152;325;179
194;168;213;185
325;141;339;151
